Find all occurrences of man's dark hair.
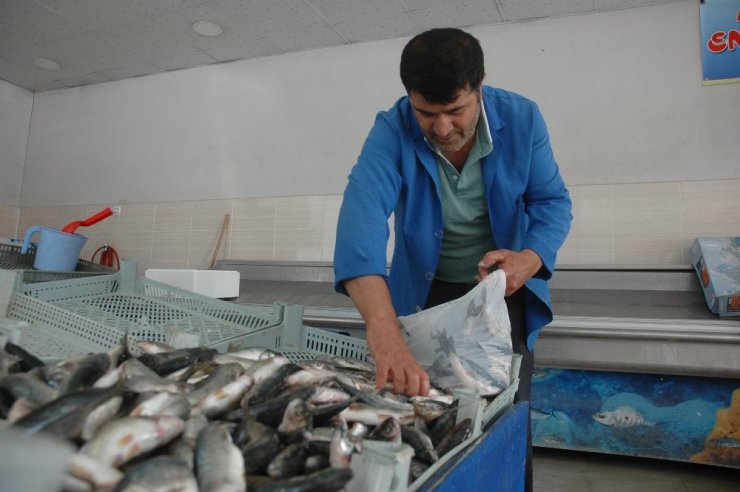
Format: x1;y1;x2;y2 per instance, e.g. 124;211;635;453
400;28;484;104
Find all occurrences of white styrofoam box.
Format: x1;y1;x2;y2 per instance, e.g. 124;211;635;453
144;269;240;299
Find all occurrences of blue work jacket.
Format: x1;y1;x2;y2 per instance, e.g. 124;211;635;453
334;86;572;349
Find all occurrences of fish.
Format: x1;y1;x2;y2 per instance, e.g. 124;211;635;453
194;423;246;492
185;362;244;406
303;454;329;475
67;452;124;491
409;458;430;482
57;352;112;395
3;341;44;372
129;391;191;419
435;418;472;457
0;371;58;407
80;416;185;467
401;425;438;465
137;346;218;376
241;419;283;474
112;455;197;492
592;406;654;428
266;442;309;479
81;395;123;441
277;398;312;443
247;467;353;492
367;417;402;444
339;402;416;426
192;373;253;418
14;384;120;439
329;426;353;469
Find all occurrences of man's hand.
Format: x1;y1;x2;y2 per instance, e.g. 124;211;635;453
476;248;543;296
344;275;430;396
366;321;430;396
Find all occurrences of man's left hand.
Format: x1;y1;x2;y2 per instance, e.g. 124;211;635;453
476;249;543;296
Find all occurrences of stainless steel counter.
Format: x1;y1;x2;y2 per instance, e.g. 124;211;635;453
220;261;740;379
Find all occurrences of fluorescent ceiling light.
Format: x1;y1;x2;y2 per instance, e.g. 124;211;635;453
33;58;61;70
192;20;223;37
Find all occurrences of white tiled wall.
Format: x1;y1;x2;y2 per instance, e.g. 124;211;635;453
6;178;740;274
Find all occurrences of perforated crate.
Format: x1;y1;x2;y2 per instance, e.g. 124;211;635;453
0;243;115;281
4;261;286;361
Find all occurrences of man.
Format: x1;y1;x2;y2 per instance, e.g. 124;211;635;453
334;28;571;490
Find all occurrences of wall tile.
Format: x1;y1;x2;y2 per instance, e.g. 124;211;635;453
232;197;277;230
192;199;233;231
117;203;156;231
275;229;323;261
0;204;18;238
154;201;194;232
230;229;274;260
12;178;739;271
276;195;325;230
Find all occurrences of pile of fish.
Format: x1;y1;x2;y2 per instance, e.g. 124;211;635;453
0;337;476;492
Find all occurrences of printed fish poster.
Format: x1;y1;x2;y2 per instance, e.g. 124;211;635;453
700;0;740;85
531;368;740;468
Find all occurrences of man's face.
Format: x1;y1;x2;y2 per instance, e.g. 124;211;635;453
408;86;481;154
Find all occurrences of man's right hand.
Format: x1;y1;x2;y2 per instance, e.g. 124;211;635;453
343;275;430;397
366;320;430;396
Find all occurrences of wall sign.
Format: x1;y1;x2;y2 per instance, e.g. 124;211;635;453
700;0;740;85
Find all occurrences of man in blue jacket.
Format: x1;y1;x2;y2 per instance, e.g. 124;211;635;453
334;28;571;490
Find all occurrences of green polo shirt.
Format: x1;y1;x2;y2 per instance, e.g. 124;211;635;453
428;104;496;283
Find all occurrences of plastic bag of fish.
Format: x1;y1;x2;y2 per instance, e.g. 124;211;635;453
0;336;477;491
399;269;513;397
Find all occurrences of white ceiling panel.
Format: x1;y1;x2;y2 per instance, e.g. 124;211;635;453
0;0;687;92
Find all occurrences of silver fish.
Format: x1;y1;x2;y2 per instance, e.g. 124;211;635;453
194;423;246;492
0;371;57;407
186;362;244;406
67;452;123;491
329;426;353;469
277;398;312;440
339;403;416;426
192;373;254;418
81;395;123;441
81;416;184;467
114;455;198;492
129;391;191;419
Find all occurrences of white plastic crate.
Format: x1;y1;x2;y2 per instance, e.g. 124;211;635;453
145;269;240;299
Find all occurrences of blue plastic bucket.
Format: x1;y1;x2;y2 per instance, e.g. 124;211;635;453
20;226;88;271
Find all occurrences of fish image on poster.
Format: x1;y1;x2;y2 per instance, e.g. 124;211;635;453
530;368;739;468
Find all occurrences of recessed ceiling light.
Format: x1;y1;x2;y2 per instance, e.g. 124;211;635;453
33;58;62;70
192;20;223;37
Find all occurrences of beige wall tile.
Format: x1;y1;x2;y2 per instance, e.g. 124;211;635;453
322;195;343;262
232;197;277;230
613;182;681;234
558;232;614;265
275;229;323;261
151;230;190;262
276;196;325;230
18;206;58;238
149;259;190;269
568;185;613;235
117;203;156;232
55;205;90;230
189;229;228;269
229;229;274;260
192;199;233;231
84;205;119;236
0;204;18;238
154;201;194;232
614;234;684;265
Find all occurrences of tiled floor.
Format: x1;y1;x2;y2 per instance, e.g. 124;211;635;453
533;447;740;492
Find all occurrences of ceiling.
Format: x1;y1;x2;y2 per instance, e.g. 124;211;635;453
0;0;683;93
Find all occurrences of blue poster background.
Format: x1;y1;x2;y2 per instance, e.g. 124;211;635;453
700;0;740;83
530;368;740;468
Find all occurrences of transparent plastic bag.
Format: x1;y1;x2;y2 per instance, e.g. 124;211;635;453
398;269;512;396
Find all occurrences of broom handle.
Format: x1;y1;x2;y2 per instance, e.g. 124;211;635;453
210;214;230;269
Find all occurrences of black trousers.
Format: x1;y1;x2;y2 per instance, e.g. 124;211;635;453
425;279;534;492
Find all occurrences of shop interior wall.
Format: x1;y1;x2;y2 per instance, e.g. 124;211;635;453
0;80;32;237
4;1;739;271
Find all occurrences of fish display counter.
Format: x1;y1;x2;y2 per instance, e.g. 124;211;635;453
0;260;526;492
220;260;740;470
